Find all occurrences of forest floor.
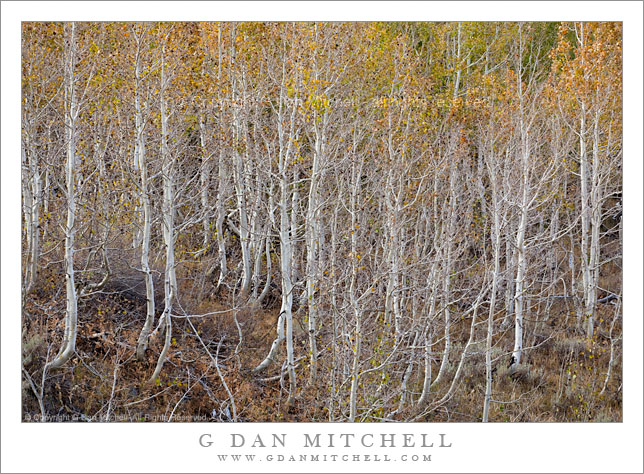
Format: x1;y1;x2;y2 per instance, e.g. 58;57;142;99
22;269;622;423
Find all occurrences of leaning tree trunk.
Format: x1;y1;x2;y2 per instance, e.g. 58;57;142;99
253;71;298;408
150;41;175;383
134;41;156;361
252;134;297;405
47;22;78;371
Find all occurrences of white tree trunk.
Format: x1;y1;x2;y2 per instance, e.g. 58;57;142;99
432;166;456;388
215;149;228;288
576;24;597;338
25;132;41;294
503;232;516;328
417;256;440;406
22;139;34;293
483;154;502;422
586;112;602;338
135;42;156;361
230;33;252;298
511;132;530;370
199;115;211;250
348;159;362;422
214;27;227;289
254;67;297;407
284;167;298;405
418;171;442;404
511;47;531;369
305;123;323;381
578;103;593;336
47;22;78;370
150;40;175;382
232;136;252;297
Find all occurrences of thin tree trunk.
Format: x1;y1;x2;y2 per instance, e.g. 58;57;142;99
418;173;443;403
150;39;175;382
230;30;252;298
348;159;362;422
511;49;530;369
22;138;34;293
511;132;530;370
199;115;211;250
257;183;276;305
432;166;456;388
24;131;41;294
586;112;602;338
329;204;339;421
135;38;156;360
503;231;516;328
47;22;78;371
214;26;227;289
257;227;273;305
483;156;502;422
41;166;50;246
417;256;440;405
578;102;592;336
253;62;298;409
305;121;323;383
215;149;228;288
284;166;298;406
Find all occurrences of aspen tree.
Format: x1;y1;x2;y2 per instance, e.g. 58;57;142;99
133;24;156;361
254;25;299;407
228;24;253;298
21;20;622;423
47;22;80;370
150;24;177;383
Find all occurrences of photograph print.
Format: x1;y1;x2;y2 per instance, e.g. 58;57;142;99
21;20;623;423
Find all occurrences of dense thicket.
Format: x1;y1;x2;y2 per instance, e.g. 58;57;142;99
22;22;622;422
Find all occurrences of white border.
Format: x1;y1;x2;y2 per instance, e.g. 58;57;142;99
2;2;642;473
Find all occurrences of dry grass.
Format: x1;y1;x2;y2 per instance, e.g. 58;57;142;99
22;263;622;423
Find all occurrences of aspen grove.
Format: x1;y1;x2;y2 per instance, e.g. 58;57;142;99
22;22;622;422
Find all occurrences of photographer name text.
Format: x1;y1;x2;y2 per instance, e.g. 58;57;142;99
200;432;452;449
